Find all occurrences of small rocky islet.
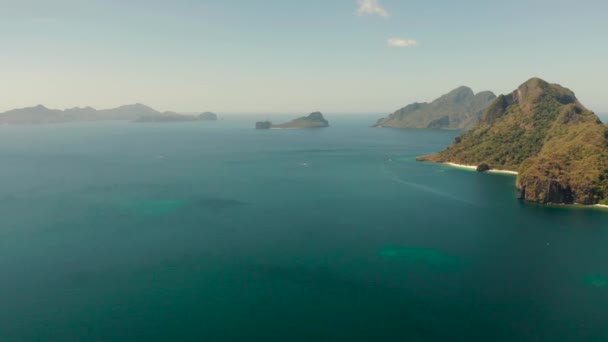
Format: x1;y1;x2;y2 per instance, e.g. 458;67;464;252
255;112;329;129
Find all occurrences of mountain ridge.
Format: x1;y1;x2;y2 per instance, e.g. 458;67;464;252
374;86;496;130
0;104;216;124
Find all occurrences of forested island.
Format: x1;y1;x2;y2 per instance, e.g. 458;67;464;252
417;78;608;206
256;112;329;129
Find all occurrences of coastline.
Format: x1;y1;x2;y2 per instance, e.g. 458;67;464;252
444;162;518;175
442;163;606;209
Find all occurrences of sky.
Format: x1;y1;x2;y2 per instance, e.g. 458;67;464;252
1;0;607;114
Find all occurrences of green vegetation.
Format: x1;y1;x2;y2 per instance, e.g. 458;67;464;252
374;86;496;130
272;112;329;129
418;78;608;205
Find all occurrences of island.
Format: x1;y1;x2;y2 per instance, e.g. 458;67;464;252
255;121;272;130
374;86;496;130
417;77;608;206
134;111;219;123
255;112;329;129
0;103;219;125
199;112;218;121
0;103;211;125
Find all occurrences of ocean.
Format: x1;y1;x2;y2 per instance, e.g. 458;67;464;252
0;115;607;341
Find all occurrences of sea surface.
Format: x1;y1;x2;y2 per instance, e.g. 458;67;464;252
0;115;607;341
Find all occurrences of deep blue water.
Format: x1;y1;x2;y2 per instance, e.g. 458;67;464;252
0;115;607;341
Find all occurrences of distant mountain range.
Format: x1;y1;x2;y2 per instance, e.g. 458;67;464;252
134;111;218;123
374;86;496;130
0;104;217;124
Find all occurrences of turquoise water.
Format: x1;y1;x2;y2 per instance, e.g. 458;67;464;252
1;116;607;341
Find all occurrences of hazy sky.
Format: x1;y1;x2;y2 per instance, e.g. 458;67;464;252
1;0;607;113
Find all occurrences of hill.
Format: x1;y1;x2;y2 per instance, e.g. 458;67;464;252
374;87;496;130
258;112;329;129
199;112;218;121
0;103;160;124
417;78;608;205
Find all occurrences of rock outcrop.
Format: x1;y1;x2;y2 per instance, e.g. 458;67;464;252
476;164;490;172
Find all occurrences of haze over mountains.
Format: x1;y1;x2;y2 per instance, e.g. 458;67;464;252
0;104;216;124
134;111;218;123
374;87;497;130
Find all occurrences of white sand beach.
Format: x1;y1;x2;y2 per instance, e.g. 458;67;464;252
444;162;518;175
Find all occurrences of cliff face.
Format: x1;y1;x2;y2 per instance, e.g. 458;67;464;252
418;78;608;205
374;87;496;130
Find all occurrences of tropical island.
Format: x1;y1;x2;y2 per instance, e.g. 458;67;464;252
0;103;159;124
255;112;329;129
0;103;218;124
199;112;219;121
417;78;608;206
374;86;496;130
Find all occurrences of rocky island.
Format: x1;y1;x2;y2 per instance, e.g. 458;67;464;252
255;112;329;129
255;121;272;130
199;112;219;121
374;86;496;130
417;78;608;206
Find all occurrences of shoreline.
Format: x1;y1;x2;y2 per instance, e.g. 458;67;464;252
444;162;519;175
434;162;607;210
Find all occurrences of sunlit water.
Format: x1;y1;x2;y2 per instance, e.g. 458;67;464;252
0;116;607;341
